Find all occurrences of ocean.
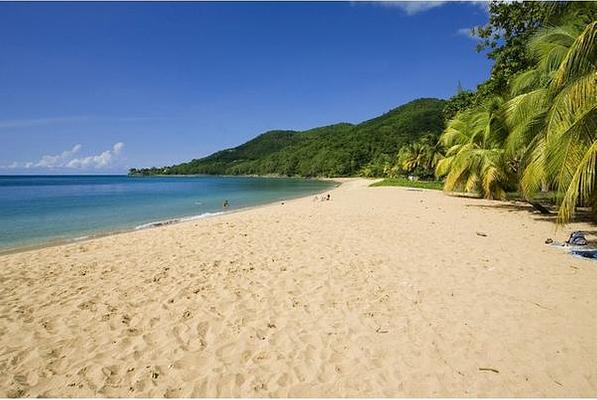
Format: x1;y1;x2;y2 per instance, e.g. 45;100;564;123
0;175;335;252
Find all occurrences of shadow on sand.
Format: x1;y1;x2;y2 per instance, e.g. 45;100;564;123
463;200;596;228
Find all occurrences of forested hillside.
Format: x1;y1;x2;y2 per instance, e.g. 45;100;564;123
129;98;445;177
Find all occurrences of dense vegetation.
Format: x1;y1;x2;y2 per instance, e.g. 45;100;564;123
367;2;596;223
436;1;596;223
130;98;446;177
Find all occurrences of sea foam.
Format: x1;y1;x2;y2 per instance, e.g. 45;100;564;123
135;212;224;230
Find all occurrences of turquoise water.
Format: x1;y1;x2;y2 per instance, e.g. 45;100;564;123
0;175;335;251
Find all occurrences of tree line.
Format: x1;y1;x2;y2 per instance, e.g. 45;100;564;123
362;2;596;223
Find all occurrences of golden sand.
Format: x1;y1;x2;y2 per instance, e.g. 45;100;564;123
1;178;596;397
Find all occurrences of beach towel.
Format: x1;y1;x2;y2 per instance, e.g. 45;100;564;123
570;249;597;260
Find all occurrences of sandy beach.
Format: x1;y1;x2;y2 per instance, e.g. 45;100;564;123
1;178;596;397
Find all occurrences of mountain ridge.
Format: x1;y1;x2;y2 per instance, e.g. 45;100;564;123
130;97;446;177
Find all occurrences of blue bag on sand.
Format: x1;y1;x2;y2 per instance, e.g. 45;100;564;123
567;231;588;246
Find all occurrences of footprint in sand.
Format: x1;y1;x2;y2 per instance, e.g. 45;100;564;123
172;326;190;351
101;365;120;385
240;350;252;364
196;321;209;341
255;329;267;341
277;372;289;387
164;387;181;398
77;300;97;312
235;373;245;387
149;316;160;328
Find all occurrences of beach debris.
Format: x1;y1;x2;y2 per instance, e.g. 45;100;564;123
532;302;550;310
545;238;553;244
479;367;499;374
476;232;488;237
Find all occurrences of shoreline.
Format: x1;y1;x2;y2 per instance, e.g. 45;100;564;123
0;178;342;257
2;178;596;397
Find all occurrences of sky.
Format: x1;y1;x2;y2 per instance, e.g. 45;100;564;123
0;1;492;174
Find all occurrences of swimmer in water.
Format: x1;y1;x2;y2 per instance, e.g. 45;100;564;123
223;200;229;209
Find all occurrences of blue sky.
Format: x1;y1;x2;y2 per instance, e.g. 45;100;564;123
0;1;491;174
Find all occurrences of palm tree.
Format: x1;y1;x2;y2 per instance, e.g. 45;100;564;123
439;18;596;222
394;135;444;178
435;96;513;199
505;21;596;222
420;134;445;173
397;142;427;175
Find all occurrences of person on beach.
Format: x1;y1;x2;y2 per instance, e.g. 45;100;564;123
319;193;331;202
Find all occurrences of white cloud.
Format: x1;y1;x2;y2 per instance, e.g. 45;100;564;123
376;1;488;16
457;27;472;36
457;27;475;38
35;144;82;168
469;1;490;13
1;142;125;170
456;26;484;41
67;142;124;169
380;1;446;15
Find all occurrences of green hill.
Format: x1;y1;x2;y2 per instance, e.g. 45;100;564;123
130;98;446;177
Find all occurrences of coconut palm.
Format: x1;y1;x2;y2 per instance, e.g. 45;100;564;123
505;21;596;222
397;142;427;175
440;19;596;222
436;96;513;199
419;134;445;172
394;135;445;178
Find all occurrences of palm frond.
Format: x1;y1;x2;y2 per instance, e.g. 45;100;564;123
551;21;597;92
557;140;597;223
